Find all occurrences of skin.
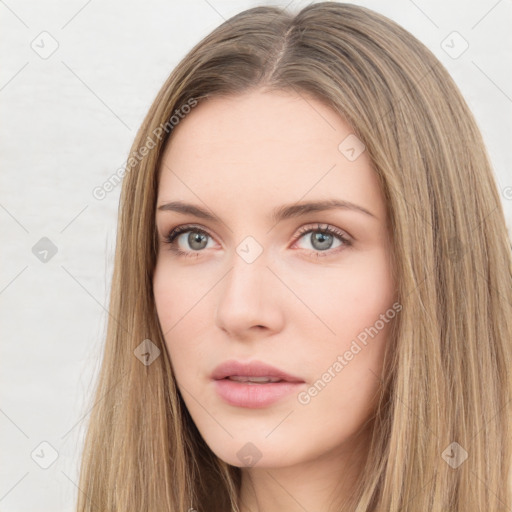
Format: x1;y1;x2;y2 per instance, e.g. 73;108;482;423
153;89;396;512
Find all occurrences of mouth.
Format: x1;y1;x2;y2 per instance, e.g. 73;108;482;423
211;360;305;408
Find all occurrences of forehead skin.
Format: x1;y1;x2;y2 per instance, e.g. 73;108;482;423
157;89;387;237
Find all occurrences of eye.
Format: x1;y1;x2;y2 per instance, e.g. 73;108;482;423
292;223;352;257
162;224;216;258
161;222;352;258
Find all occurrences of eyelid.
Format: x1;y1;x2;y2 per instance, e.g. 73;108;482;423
163;223;217;244
293;223;352;244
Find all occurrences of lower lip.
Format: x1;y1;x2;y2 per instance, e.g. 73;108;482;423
213;378;304;408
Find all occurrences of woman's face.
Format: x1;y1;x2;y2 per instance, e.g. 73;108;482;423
153;89;396;469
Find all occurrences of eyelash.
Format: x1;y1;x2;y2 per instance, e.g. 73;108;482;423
162;223;352;259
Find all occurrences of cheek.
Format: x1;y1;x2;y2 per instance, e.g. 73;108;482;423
293;284;395;447
285;246;395;344
153;258;214;332
289;248;395;408
153;261;214;379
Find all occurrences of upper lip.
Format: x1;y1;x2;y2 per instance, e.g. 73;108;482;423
211;360;304;383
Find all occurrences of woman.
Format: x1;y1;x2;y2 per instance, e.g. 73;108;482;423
76;2;512;511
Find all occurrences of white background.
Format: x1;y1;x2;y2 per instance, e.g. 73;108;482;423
1;0;511;510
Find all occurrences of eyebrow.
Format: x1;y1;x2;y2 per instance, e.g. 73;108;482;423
157;199;376;224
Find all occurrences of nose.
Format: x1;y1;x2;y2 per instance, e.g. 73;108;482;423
215;248;285;340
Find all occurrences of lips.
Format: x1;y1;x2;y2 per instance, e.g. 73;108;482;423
211;360;305;408
211;360;304;383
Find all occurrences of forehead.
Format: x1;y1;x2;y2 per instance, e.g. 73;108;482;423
157;90;386;221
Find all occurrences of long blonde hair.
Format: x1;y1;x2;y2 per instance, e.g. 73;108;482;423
76;3;512;510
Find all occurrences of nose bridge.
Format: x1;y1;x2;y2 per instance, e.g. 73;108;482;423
223;239;267;309
215;236;282;334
